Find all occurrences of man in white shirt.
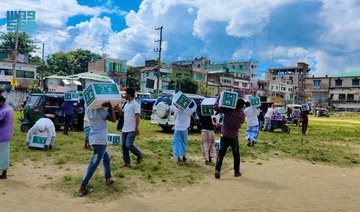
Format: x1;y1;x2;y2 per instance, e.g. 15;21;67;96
264;104;275;131
172;99;197;165
27;117;56;150
244;102;260;147
118;88;143;167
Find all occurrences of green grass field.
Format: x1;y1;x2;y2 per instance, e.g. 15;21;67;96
9;112;360;200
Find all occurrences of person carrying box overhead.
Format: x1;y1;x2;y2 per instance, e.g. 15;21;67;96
27;117;56;150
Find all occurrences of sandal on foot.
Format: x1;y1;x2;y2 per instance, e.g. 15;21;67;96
78;188;94;197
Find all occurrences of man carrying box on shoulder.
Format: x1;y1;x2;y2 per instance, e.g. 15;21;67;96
27;117;56;150
214;97;245;179
78;101;117;197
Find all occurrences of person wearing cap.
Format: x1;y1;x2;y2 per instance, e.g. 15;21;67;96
0;94;14;179
27;117;56;150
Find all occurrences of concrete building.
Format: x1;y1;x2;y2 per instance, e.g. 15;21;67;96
329;71;360;111
305;76;330;108
0;52;38;90
140;60;172;94
88;55;127;89
267;62;310;103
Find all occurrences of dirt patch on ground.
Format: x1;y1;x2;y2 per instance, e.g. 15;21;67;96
1;159;359;212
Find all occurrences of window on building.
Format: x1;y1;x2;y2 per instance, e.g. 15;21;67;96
339;94;346;100
176;73;182;78
195;74;203;80
289;76;293;80
242;83;248;87
352;79;359;86
313;80;320;87
347;94;354;101
239;65;243;69
335;79;342;86
232;65;235;69
273;77;276;80
271;85;274;89
330;94;334;100
145;72;149;77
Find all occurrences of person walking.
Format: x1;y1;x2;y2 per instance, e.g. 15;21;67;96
118;88;143;167
61;100;74;135
264;104;275;131
214;98;245;179
172;99;197;165
300;109;309;135
198;104;216;165
0;95;14;180
244;102;260;147
78;101;117;197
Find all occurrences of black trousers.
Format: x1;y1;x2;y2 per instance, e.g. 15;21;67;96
302;120;308;135
215;136;240;174
63;115;72;134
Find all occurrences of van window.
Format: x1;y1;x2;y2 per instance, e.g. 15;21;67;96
155;95;172;105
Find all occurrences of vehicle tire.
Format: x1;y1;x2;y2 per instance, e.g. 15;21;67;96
160;125;173;132
156;102;170;118
20;123;31;132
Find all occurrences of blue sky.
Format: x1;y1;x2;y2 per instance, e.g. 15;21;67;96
1;0;360;79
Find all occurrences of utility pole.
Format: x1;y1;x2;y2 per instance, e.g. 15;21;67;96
11;12;20;91
41;43;45;91
154;26;163;95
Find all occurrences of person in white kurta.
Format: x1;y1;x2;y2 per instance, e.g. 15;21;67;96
27;117;56;149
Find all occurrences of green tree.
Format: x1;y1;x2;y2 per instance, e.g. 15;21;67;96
69;49;101;74
198;82;212;97
176;77;198;94
0;32;37;54
29;55;42;65
46;51;74;75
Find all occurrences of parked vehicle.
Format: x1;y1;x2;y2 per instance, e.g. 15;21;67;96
270;114;290;134
150;92;206;132
140;98;156;120
315;108;330;117
20;93;82;132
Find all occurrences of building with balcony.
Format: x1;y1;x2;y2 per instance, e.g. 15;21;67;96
266;62;310;103
305;76;330;108
328;71;360;111
0;52;38;90
88;55;127;89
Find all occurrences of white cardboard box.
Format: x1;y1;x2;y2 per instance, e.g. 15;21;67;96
173;91;192;110
201;98;216;116
301;104;310;111
83;83;123;109
219;91;238;109
107;133;121;145
28;134;47;149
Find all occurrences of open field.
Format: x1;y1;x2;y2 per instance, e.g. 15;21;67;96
1;112;360;211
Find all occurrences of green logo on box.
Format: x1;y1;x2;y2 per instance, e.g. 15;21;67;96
94;83;119;95
222;92;237;107
176;94;192;109
250;97;260;107
84;85;95;106
202;105;214;116
32;136;46;144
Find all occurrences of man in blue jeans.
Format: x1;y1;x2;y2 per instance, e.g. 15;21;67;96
78;101;117;197
118;88;143;167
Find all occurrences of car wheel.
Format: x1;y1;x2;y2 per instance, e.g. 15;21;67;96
20;123;31;132
160;125;173;132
